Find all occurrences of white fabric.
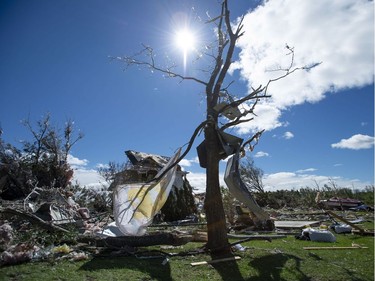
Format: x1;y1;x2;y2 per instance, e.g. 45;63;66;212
113;149;180;236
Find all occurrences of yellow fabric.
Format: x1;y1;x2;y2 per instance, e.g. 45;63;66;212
113;149;181;236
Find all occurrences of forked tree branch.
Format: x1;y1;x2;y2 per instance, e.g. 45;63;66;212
111;46;207;86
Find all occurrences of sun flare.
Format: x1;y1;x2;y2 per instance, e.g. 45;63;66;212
175;28;196;72
175;29;196;52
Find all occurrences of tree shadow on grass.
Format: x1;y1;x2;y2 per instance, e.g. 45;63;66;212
79;256;172;281
248;253;309;281
211;259;245;281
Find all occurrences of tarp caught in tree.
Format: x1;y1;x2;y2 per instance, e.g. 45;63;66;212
224;151;271;223
113;149;181;236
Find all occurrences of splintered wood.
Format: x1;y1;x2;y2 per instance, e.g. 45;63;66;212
190;256;241;266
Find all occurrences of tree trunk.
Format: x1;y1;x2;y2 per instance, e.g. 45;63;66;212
204;122;231;257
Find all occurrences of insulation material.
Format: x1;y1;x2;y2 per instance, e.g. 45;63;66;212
113;149;181;236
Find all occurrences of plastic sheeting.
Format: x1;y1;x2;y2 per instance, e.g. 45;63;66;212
302;227;336;242
224;151;270;222
113;149;181;236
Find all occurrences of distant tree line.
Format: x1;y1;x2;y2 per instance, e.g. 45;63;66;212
218;158;374;217
221;184;374;214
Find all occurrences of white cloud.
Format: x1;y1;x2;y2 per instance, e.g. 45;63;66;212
179;157;200;167
254;151;269;158
296;168;317;173
71;168;106;189
283;131;294;140
186;172;206;193
67;154;89;167
185;171;226;193
96;163;109;169
263;171;371;191
236;102;284;133
71;161;371;193
179;159;192;167
331;134;375;150
231;0;374;133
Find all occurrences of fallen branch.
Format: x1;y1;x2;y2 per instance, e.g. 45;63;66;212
77;232;192;248
228;234;287;247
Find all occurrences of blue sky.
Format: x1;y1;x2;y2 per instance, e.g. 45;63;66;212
0;0;373;192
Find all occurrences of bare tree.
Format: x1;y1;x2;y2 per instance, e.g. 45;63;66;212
98;161;127;184
0;114;83;199
239;156;264;193
114;0;318;257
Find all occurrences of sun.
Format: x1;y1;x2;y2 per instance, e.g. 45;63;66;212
175;29;196;52
174;28;196;72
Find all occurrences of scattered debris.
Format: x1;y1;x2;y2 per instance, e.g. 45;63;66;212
0;221;13;246
326;210;372;235
0;175;373;268
52;244;72;254
70;252;89;262
349;204;374;211
274;220;320;229
228;234;287;241
330;223;352;234
296;227;336;242
233;244;246;252
0;243;39;266
318;197;364;210
161;257;170;265
303;246;368;250
191;256;241;266
1;208;70;233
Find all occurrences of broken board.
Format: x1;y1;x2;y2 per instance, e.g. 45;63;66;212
191;256;241;266
303;246;368;250
274;221;320;229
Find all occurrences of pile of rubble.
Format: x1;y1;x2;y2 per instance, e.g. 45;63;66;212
1;187;373;266
0;187;109;266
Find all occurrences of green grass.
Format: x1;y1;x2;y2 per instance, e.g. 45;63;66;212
1;234;373;281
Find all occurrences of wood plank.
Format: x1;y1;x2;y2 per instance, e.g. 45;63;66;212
274;220;320;228
228;234;287;239
326;211;367;234
303;246;368;250
191;256;241;266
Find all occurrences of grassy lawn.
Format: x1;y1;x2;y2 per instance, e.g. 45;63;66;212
1;233;373;281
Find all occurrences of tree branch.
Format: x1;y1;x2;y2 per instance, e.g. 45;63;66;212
264;45;322;95
241;129;265;152
111;46;207;86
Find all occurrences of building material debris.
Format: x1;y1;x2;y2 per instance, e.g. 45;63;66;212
274;221;320;229
191;256;241;266
303;246;368;250
296;226;336;242
326;210;371;235
0;142;373;267
318;197;364;210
